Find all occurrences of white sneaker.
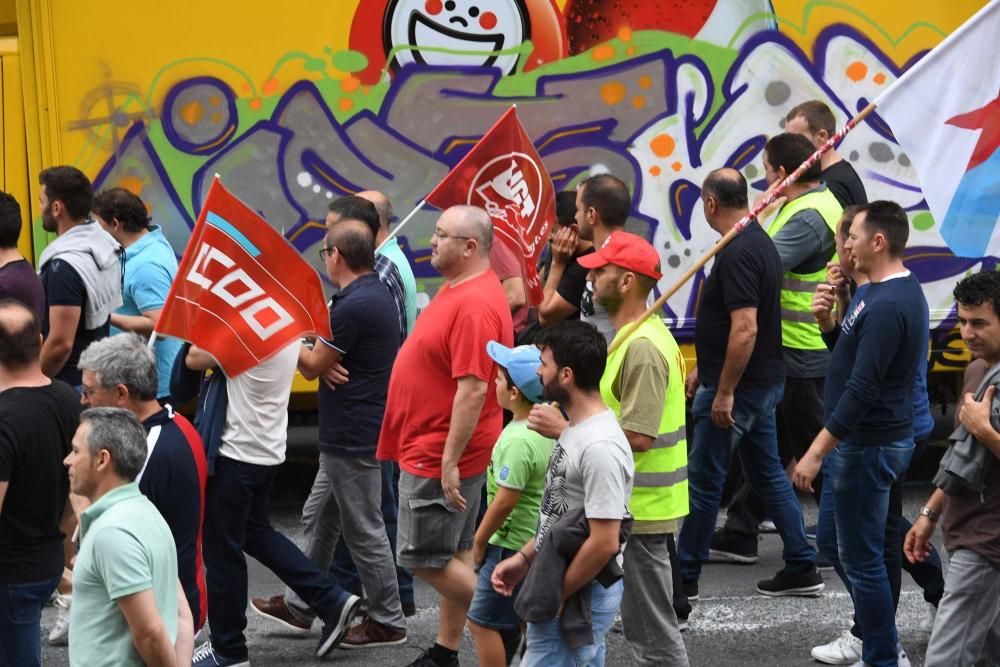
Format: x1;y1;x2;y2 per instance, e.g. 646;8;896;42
48;593;71;646
844;644;911;667
811;630;862;665
758;519;777;533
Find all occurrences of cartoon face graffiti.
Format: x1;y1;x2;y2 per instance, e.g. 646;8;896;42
383;0;529;75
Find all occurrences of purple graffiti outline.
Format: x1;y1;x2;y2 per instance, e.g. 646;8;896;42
91;120;195;243
161;76;240;156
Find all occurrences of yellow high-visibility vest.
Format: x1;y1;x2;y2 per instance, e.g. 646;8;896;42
601;316;688;521
767;188;843;350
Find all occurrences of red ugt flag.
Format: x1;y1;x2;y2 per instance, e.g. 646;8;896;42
425;106;556;304
156;178;331;377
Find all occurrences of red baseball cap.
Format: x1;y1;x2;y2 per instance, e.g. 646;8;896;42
577;231;663;280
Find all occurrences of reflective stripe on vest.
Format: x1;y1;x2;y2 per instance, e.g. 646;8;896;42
634;467;688;487
600;316;689;522
767;187;843;350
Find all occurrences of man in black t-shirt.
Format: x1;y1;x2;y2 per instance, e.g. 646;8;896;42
537;190;595;328
36;166;122;387
785;101;868;208
676;169;822;599
0;300;82;667
251;219;406;648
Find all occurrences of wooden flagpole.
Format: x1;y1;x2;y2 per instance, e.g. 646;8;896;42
608;102;878;354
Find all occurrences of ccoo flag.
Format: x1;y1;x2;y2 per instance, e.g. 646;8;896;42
874;0;1000;258
425;106;556;304
155;178;331;377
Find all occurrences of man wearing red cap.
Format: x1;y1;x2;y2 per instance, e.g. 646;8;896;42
577;231;690;666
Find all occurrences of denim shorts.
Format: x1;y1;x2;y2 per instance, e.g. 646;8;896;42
467;544;522;631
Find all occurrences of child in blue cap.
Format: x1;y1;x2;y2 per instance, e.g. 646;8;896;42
468;341;556;666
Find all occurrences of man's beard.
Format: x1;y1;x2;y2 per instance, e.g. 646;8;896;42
540;375;570;406
595;288;623;315
41;205;57;233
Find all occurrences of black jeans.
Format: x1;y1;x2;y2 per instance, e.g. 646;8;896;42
204;456;349;660
724;376;825;536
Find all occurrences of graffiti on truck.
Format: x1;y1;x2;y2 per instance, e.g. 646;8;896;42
65;1;995;370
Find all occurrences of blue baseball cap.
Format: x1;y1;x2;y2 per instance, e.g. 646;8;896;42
486;341;544;404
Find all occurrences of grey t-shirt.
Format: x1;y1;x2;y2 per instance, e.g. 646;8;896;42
770;190;836;379
580;281;616;343
535;409;634;549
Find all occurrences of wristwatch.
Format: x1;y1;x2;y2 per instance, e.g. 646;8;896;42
919;506;941;522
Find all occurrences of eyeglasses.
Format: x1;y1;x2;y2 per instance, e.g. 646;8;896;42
81;385;101;399
318;246;337;261
432;229;473;241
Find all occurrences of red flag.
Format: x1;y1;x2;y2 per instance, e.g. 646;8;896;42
425;106;556;304
156;178;330;377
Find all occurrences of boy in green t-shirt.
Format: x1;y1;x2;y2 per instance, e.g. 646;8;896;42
468;342;555;667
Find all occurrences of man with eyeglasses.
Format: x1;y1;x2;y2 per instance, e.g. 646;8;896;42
377;205;513;667
252;218;407;648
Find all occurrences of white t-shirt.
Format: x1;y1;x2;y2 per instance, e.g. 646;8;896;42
219;342;299;466
535;409;634;548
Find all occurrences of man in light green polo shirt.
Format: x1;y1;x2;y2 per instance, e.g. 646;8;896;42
65;407;192;667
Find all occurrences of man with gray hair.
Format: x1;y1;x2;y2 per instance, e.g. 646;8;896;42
378;205;513;667
64;407;193;666
79;333;208;633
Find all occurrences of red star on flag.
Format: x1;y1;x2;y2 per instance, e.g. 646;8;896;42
946;89;1000;171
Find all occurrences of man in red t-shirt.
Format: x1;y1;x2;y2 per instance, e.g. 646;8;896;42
378;205;513;667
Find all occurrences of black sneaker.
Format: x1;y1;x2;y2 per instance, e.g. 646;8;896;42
815;551;835;572
805;523;818;540
708;529;759;564
676;611;689;632
756;567;825;597
405;647;459;667
316;593;361;657
682;578;699;601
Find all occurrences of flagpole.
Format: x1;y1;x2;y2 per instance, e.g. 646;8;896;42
375;198;426;253
608;101;878;354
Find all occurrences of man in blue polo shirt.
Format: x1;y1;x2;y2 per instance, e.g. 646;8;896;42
93;188;181;403
252;217;406;647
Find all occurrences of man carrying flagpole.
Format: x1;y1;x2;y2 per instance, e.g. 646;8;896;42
377;205;513;667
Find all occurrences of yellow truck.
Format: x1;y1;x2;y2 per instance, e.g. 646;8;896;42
0;0;988;425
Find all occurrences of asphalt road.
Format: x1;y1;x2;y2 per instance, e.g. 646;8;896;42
40;478;941;666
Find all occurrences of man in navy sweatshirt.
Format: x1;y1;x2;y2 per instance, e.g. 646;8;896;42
793;201;928;667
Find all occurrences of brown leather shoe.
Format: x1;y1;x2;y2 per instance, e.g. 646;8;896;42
339;614;407;649
250;595;312;635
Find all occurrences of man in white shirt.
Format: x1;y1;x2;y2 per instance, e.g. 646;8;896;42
188;344;362;667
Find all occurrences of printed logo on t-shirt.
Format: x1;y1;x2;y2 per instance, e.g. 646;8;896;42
581;283;595;317
535;444;569;548
844;299;866;334
499;464;510;481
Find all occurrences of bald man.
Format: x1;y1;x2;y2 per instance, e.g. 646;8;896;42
377;206;513;667
358;190;417;336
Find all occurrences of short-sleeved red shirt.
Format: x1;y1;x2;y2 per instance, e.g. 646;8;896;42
377;269;514;478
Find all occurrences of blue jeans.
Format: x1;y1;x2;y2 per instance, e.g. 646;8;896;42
329;460;414;606
204;456;352;661
820;440;914;667
678;383;815;582
522;579;623;667
0;575;61;667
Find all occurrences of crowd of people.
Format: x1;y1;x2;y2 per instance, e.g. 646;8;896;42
0;99;998;667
